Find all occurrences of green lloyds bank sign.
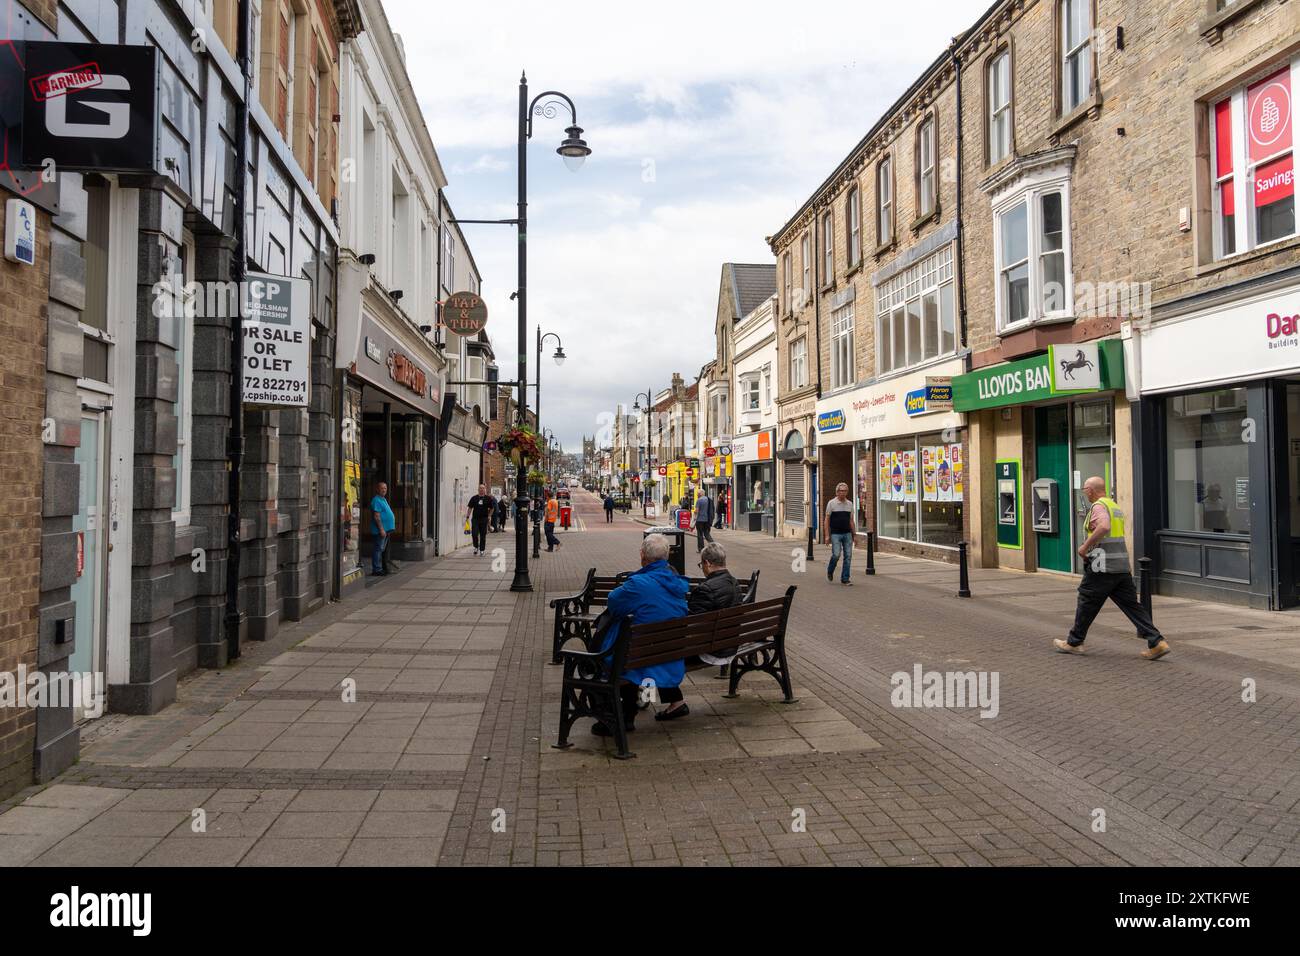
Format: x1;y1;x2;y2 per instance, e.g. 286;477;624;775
952;339;1125;411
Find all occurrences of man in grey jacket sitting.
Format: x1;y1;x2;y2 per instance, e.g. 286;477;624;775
656;543;742;724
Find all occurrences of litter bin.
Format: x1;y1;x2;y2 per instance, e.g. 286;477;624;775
643;526;686;576
560;505;572;529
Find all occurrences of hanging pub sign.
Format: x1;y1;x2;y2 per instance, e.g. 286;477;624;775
443;291;488;336
20;41;159;173
242;273;311;407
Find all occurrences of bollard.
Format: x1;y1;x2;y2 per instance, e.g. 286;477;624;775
865;530;876;576
806;525;815;561
532;512;541;559
957;541;972;598
1139;556;1153;617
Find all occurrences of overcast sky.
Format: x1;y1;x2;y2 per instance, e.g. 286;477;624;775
382;0;983;453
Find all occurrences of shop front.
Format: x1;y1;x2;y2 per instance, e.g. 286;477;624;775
345;312;443;569
777;395;817;539
732;430;775;533
952;339;1128;574
815;358;967;560
1135;278;1300;609
702;447;732;525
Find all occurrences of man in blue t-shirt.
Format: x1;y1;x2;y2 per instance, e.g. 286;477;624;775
371;481;397;576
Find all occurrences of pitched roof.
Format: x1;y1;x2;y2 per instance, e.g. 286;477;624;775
726;263;776;320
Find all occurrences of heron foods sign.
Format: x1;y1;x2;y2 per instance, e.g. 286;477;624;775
952;340;1124;411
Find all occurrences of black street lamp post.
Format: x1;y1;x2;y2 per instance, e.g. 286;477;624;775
535;329;565;437
633;388;653;518
509;74;591;593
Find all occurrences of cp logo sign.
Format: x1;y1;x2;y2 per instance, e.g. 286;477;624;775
46;74;132;139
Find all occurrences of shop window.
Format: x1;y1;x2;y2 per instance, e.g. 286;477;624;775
1165;388;1252;536
1211;63;1296;260
994;175;1072;332
876;245;956;375
876;433;964;546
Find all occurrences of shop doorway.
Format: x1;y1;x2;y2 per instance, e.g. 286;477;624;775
1034;405;1072;572
1283;383;1300;606
70;409;107;719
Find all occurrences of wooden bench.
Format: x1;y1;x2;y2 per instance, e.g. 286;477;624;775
553;586;797;759
549;569;759;664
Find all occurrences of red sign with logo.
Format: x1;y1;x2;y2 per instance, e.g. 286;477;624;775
676;509;693;530
1248;68;1292;164
1256;154;1295;209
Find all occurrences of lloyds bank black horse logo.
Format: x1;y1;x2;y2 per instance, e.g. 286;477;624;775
1060;349;1095;381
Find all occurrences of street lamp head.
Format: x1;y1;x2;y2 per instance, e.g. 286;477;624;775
557;125;591;171
553;346;566;367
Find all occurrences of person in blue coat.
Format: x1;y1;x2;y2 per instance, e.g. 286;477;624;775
591;534;690;737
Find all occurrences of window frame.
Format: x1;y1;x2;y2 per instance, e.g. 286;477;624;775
847;186;861;267
830;301;855;390
1210;59;1300;261
782;250;793;314
876;155;894;247
800;232;811;309
987;48;1013;165
172;234;197;527
790;336;808;390
992;171;1075;333
1060;0;1094;116
916;116;937;219
821;211;834;284
875;245;957;376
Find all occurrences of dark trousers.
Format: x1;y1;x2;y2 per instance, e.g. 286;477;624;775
695;520;713;550
1068;569;1163;648
545;521;559;550
471;516;489;552
605;509;613;523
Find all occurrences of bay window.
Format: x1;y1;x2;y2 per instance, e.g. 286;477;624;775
1212;62;1296;260
993;176;1072;331
876;245;957;375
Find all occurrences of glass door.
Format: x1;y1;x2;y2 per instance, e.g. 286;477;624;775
70;410;107;719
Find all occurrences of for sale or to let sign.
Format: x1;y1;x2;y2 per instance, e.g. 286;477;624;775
242;273;311;407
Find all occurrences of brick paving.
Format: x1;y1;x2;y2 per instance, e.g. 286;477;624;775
1;490;1298;866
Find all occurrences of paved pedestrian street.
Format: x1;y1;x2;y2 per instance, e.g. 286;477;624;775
1;490;1298;867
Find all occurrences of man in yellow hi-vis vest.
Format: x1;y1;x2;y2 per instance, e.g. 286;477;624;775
1054;476;1170;660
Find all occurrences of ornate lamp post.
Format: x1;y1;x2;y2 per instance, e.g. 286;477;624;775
632;388;653;518
535;329;565;437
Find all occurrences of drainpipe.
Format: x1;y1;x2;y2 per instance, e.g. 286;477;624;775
225;0;252;661
954;40;968;354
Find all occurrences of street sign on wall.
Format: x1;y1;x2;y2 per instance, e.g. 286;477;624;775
242;273;311;407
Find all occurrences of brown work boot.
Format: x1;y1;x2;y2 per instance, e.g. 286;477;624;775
1053;639;1085;655
1140;640;1171;661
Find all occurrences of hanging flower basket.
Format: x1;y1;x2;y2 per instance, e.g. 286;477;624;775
526;467;546;486
496;425;542;467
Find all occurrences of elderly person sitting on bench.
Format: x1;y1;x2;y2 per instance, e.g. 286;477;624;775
653;542;744;723
591;533;690;738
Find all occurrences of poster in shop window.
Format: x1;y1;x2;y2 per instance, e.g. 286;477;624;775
950;444;964;502
879;452;891;502
889;451;904;501
922;446;938;501
902;449;917;501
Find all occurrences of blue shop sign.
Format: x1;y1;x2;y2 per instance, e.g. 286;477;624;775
817;409;846;433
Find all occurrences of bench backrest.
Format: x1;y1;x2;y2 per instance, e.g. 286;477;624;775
621;586;795;672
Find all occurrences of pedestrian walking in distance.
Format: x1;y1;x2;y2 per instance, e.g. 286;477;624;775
693;490;715;551
1054;476;1170;660
466;483;496;556
824;482;856;585
603;492;615;523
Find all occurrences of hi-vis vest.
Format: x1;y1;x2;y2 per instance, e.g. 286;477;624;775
545;499;559;522
1084;496;1129;574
